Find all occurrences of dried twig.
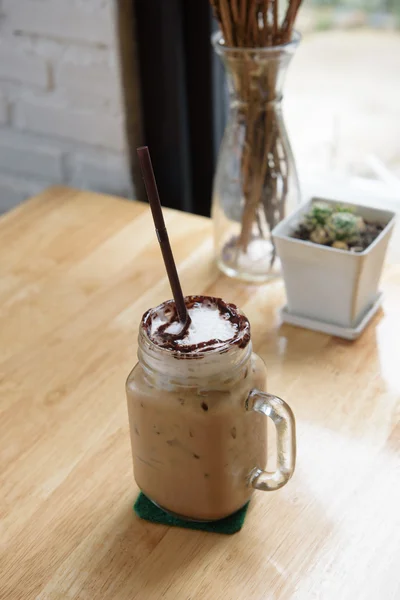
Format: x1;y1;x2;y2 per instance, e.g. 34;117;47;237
210;0;303;48
210;0;303;260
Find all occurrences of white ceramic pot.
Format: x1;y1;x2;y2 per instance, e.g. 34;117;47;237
272;197;396;329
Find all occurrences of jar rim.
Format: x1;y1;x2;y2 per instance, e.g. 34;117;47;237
138;324;253;386
140;295;251;358
211;29;301;55
139;321;250;361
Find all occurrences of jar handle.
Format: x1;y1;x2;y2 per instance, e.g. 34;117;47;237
246;389;296;491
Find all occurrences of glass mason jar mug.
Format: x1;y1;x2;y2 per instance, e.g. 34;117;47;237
126;299;296;521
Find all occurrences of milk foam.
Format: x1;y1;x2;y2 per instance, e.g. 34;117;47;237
151;302;238;347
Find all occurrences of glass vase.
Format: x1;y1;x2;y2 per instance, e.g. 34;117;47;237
211;31;301;283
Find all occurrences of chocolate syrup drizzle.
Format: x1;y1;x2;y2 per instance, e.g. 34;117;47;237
142;295;251;355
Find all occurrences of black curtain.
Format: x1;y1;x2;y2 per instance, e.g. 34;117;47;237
133;0;226;216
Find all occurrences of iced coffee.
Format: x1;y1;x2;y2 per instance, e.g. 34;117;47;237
126;295;295;521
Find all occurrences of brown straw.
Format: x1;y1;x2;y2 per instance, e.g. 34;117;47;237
137;146;188;324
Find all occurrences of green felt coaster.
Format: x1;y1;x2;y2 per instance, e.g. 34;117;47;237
134;493;249;535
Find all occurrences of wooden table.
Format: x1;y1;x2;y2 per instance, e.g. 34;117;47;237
1;187;399;600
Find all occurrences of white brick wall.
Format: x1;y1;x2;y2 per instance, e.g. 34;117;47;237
57;60;122;101
14;99;126;151
0;173;48;212
0;0;135;213
0;129;64;181
68;151;132;197
3;0;115;46
0;96;8;124
0;45;49;88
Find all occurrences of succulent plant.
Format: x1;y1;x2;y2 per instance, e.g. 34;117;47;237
355;216;366;233
304;201;333;230
311;201;334;223
310;226;331;245
298;202;366;249
335;205;354;214
332;240;349;251
326;212;361;242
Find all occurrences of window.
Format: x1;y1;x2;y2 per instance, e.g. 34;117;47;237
285;0;400;208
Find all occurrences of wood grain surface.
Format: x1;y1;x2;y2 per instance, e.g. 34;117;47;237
1;187;399;600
